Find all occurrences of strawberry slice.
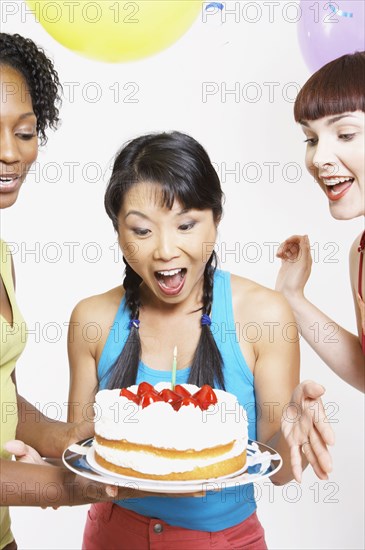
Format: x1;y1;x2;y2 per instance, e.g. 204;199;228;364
174;384;191;398
159;388;182;403
119;388;140;405
179;396;199;409
193;385;217;410
137;382;156;397
159;389;183;411
140;391;164;409
170;399;184;411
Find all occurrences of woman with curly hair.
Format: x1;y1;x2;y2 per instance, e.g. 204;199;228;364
0;33;138;550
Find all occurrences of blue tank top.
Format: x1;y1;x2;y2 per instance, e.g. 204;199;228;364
98;269;257;531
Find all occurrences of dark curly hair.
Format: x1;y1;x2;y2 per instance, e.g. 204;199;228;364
0;33;61;144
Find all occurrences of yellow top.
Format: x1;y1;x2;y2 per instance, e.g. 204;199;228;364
0;240;27;549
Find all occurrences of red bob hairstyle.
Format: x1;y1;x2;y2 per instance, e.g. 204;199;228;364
294;51;365;122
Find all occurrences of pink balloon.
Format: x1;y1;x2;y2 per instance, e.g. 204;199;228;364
298;1;365;73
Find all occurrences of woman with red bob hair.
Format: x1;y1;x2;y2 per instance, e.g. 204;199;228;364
276;52;365;393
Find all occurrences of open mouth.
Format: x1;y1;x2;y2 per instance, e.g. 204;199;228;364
154;268;187;296
0;175;21;191
322;177;354;201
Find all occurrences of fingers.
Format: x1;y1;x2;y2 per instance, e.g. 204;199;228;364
294;381;335;446
289;381;319;410
283;381;336;482
277;235;305;259
286;434;328;484
290;444;304;484
300;379;325;400
277;235;311;262
277;236;302;261
4;439;28;457
110;485;156;500
291;380;325;409
301;431;330;481
308;391;335;447
300;442;327;480
4;440;45;465
105;485;118;498
308;427;333;475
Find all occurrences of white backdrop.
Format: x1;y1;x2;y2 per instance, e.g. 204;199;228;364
1;1;364;549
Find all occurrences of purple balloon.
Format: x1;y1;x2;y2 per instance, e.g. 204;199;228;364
298;0;365;73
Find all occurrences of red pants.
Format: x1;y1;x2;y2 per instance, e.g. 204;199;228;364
82;503;267;550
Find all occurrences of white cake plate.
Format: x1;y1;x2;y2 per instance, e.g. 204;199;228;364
62;438;282;493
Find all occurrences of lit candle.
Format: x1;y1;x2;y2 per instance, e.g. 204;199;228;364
171;346;177;390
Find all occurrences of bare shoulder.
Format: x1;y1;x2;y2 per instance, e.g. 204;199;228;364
10;254;16;287
349;231;364;285
350;231;364;259
70;286;125;327
1;240;16;286
230;273;294;323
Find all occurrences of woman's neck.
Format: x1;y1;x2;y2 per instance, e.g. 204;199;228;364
139;279;204;317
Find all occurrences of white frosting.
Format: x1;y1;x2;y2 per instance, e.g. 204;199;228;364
94;383;248;452
94;438;247;475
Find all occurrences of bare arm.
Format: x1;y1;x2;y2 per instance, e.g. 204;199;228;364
249;289;300;485
8;251;94;456
0;457;144;507
11;367;93;457
1;459;107;507
15;394;93;458
349;233;365;352
67;299;101;423
276;234;364;391
236;282;333;484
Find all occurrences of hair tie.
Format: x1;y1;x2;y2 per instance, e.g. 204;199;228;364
128;319;140;330
201;313;212;327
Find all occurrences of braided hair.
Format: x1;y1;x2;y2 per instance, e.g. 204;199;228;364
0;33;61;144
104;132;225;390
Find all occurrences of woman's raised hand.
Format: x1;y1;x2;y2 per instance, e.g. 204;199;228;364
281;380;335;483
276;235;312;300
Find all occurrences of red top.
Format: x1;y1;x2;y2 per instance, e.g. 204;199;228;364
357;230;365;354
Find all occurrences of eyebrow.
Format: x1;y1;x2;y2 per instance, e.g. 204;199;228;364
124;207;189;221
124;210;150;221
18;112;36;120
300;114;357;127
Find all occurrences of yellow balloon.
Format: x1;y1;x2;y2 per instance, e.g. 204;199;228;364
26;1;201;62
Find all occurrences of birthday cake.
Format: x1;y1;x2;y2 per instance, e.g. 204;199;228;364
93;382;248;480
